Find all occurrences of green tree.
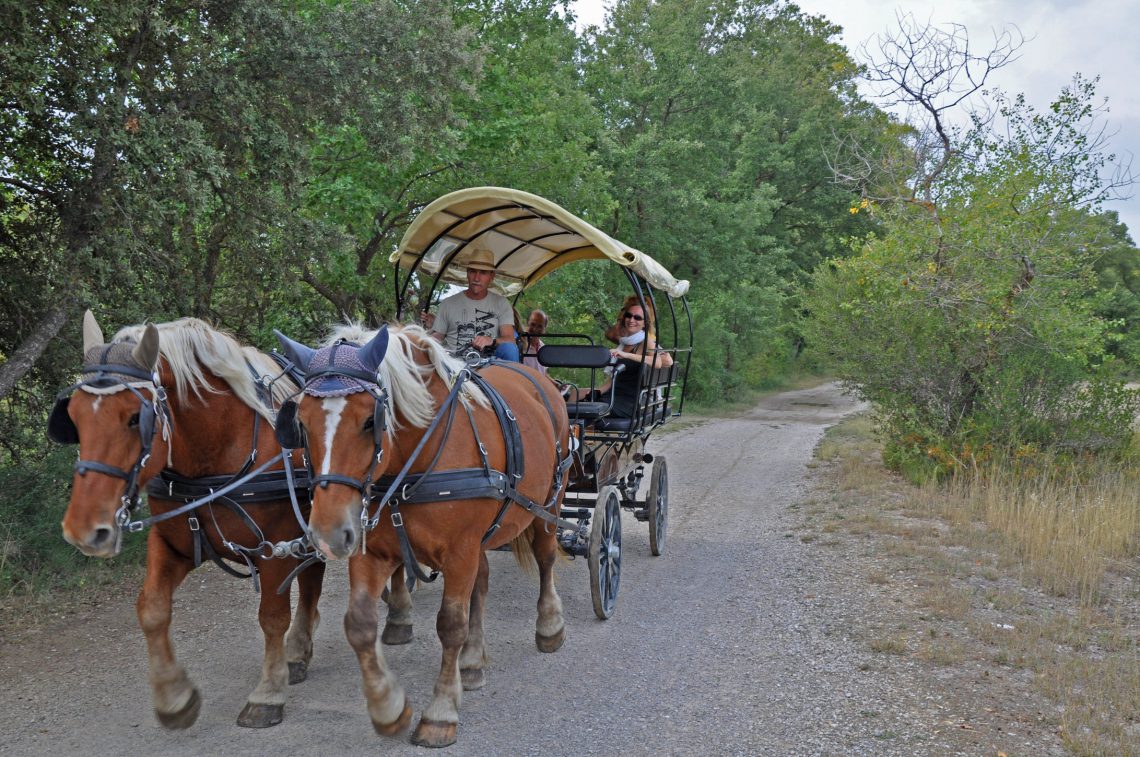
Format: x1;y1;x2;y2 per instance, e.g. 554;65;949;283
300;0;613;324
0;0;476;455
582;0;879;401
806;19;1138;475
1088;212;1140;369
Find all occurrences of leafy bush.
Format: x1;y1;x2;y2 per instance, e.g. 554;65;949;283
0;446;146;597
806;77;1138;478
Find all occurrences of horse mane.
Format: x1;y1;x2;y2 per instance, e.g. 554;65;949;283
113;318;296;421
323;321;486;430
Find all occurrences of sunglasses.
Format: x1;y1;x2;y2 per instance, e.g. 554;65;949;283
623;312;645;322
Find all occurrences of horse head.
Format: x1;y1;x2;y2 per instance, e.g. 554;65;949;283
275;326;392;559
54;310;168;557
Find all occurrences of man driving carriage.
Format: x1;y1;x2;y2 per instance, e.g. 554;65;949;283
428;247;521;361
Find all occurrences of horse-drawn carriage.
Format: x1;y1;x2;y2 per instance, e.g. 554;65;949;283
389;186;693;619
47;186;691;746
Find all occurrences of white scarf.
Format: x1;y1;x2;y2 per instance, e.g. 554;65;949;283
606;330;647;376
618;330;646;347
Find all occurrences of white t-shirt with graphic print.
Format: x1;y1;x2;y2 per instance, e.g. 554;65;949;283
433;291;514;355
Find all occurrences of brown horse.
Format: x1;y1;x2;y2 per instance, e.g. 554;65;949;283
274;322;571;747
49;311;326;729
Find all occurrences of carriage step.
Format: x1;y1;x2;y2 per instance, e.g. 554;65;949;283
632;509;649;522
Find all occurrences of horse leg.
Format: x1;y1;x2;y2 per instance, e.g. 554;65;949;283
236;558;296;728
532;523;567;652
381;563;413;645
136;531;200;729
285;559;325;684
411;550;479;748
345;553;411;737
459;551;490;690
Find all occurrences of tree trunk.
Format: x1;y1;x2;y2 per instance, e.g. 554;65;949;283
0;300;76;401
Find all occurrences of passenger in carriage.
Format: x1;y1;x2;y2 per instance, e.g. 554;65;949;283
578;299;672;418
428;247;521;362
521;309;549;376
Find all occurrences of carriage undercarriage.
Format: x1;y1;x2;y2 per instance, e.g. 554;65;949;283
554;424;670;619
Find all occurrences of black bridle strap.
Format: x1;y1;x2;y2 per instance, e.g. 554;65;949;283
64;382;167;521
123;452;289;532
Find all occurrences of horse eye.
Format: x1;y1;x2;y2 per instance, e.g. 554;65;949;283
128;413;140;428
362;416;375;432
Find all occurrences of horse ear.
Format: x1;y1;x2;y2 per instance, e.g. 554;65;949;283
131;324;160;371
274;330;316;373
358;325;390;372
82;309;104;354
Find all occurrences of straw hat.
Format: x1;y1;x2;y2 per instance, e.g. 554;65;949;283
464;247;498;272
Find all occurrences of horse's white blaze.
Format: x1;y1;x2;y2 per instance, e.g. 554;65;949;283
319;397;347;476
92;396;103;413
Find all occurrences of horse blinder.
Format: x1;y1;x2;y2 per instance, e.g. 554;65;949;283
47;396;80;445
138;399;158;444
275;399;305;450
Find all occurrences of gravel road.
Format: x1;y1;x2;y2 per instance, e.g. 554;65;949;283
0;382;936;757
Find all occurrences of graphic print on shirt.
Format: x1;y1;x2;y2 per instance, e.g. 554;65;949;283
455;307;497;349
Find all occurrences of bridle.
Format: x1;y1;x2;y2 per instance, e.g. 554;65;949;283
277;364;391;493
48;359;169;530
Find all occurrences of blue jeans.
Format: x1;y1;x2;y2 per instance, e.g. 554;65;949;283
494;341;521;362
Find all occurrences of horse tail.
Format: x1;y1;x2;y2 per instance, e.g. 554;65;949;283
509;529;539;577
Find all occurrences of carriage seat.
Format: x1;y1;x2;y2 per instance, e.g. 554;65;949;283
536;344;614;420
592;361;678;431
537;345;677;430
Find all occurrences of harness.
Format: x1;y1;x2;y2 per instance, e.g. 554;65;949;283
288;355;581;584
48;350;319;593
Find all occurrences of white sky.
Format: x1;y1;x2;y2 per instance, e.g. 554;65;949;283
571;0;1140;241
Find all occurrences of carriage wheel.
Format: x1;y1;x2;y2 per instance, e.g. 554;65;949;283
588;485;622;620
646;456;669;556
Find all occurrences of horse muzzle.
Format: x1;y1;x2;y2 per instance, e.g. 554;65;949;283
310;516;361;560
62;520;123;558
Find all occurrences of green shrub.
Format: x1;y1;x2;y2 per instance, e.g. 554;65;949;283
0;446;146;597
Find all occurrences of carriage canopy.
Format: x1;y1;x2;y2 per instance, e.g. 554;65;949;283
391;186;690;299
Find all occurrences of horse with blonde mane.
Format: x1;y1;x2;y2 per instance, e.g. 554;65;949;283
274;322;571;747
48;311;325;729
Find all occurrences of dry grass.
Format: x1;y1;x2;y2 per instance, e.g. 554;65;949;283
948;467;1139;604
811;415;1140;755
868;632;910;655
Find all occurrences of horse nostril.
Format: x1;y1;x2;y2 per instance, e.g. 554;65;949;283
91;526;115;549
342;527;356;553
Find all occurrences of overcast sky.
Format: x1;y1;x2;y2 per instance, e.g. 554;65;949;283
571;0;1139;240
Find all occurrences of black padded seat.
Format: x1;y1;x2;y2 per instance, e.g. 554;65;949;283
537;344;612;369
593;403;669;431
564;400;612;420
539;344;616;420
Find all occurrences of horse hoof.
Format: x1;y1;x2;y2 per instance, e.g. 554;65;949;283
381;622;413;645
236;702;284;728
411;717;457;748
372;701;413;737
460;667;486;691
155;688;201;730
535;627;565;653
288;660;309;684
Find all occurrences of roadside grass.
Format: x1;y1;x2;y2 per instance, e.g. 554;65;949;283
810;414;1139;756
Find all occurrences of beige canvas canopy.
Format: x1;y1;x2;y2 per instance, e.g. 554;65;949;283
391;187;690;298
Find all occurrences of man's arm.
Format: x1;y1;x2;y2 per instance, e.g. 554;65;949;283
495;323;515;345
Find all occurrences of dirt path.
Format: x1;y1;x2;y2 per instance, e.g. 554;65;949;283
1;382;1049;755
